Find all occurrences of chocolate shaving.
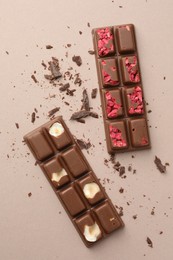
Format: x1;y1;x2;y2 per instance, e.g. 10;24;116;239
31;112;36;123
59;83;70;92
154;156;166;173
46;45;53;49
64;101;70;106
91;88;98;99
76;138;91;150
49;61;62;79
41;61;47;69
81;89;90;111
88;50;95;55
70;110;90;120
72;55;82;66
74;74;82;86
146;237;153;248
15;123;19;129
48;107;60;117
31;74;38;83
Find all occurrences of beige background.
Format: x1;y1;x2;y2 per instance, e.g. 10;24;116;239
0;0;173;259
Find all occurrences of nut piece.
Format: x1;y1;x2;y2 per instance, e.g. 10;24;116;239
83;183;100;199
84;222;101;242
51;168;67;183
49;122;64;137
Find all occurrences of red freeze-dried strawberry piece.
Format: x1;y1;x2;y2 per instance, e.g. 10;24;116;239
97;28;114;56
125;56;140;82
102;69;118;85
109;125;127;147
141;137;148;145
105;91;121;118
127;86;144;115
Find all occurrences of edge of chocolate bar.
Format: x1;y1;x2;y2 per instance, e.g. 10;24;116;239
24;116;124;247
92;24;151;154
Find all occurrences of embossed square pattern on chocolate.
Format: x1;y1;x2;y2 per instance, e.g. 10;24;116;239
92;24;150;153
24;116;124;247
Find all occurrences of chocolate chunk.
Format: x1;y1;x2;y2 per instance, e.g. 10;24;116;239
46;45;53;49
28;192;32;197
31;74;38;83
91;88;98;99
154;156;166;173
81;89;90;111
48;107;60;117
119;166;125;177
74;74;82;86
146;237;153;248
41;61;47;69
31;112;36;123
49;61;62;79
67;44;71;47
72;55;82;66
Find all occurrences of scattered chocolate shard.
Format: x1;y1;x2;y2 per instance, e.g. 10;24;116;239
59;83;70;92
154;156;166;173
128;165;132;172
88;50;95;55
148;110;152;113
66;89;76;96
72;55;82;66
79;31;82;35
6;51;9;55
81;89;90;111
48;107;60;117
76;138;91;150
165;162;170;166
151;207;155;215
119;166;125;177
163;76;166;80
133;215;137;219
44;74;53;80
70;110;90;120
31;112;36;123
74;74;82;86
49;61;62;79
31;74;38;83
15;123;19;129
28;192;32;197
64;101;70;106
67;44;71;47
46;45;53;49
41;61;47;69
118;206;124;216
91;88;98;99
87;22;90;27
159;231;163;235
146;237;153;248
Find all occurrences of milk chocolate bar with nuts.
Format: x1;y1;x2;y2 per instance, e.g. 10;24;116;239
24;116;124;247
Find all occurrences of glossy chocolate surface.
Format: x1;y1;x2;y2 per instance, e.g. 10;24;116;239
92;24;150;153
24;116;124;247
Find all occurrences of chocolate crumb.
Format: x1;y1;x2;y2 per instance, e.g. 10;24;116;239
64;101;70;106
46;45;53;49
15;123;19;129
76;138;91;150
154;156;166;173
118;207;124;216
146;237;153;248
59;83;70;92
48;107;60;117
67;44;71;47
28;192;32;197
41;61;47;69
133;169;136;174
74;74;82;86
49;60;62;79
128;165;132;172
91;88;98;99
119;5;123;8
148;110;152;113
133;215;137;219
79;31;82;35
151;207;155;215
163;76;166;80
72;55;82;66
87;22;90;27
31;74;38;83
88;50;95;55
165;162;170;166
31;112;36;123
6;51;9;55
159;231;163;235
119;187;124;193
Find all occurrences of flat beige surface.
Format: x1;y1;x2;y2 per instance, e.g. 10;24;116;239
0;0;173;259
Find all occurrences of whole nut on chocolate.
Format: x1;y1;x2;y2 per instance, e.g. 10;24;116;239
24;116;124;247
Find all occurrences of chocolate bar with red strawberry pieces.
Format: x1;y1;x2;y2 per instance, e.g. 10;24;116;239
92;24;150;153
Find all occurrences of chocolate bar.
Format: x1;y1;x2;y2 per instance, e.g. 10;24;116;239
92;24;150;153
24;116;124;247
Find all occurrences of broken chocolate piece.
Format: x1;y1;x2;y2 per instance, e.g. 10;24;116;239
154;156;166;173
81;89;90;111
31;112;36;123
48;107;60;117
31;74;38;83
91;88;98;99
46;45;53;49
146;237;153;248
59;83;70;92
72;55;82;66
70;110;90;120
76;139;92;150
88;50;95;55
